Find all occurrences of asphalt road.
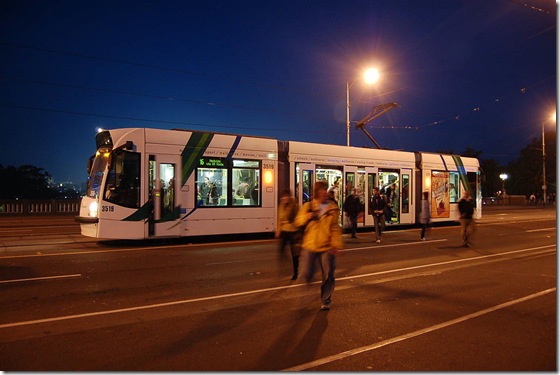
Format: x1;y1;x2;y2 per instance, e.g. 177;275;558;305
0;206;556;371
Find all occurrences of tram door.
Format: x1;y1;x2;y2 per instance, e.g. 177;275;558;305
296;163;314;206
364;168;378;227
399;169;414;224
343;167;359;228
344;166;377;228
147;154;181;237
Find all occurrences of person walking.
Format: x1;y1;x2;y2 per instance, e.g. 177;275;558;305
295;180;342;311
386;184;396;224
343;188;361;238
419;191;431;240
328;178;340;204
369;187;387;243
275;189;301;280
458;190;475;247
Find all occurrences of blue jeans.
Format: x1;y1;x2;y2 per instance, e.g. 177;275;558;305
348;214;358;236
304;250;336;305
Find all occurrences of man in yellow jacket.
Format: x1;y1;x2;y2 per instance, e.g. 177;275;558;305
295;180;343;310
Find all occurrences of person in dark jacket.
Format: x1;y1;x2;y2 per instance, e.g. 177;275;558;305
343;188;361;238
458;190;475;247
419;191;431;240
369;187;387;243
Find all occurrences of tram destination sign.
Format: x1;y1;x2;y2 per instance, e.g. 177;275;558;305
199;157;225;167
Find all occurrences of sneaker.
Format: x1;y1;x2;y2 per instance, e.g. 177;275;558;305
376;239;381;243
320;304;331;311
421;237;426;241
290;274;297;281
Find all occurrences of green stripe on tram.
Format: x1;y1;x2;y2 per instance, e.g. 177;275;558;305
181;131;214;187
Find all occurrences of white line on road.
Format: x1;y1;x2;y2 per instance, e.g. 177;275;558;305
0;274;82;284
526;227;556;232
338;244;556;282
283;287;557;371
341;238;447;252
0;239;275;259
0;244;554;330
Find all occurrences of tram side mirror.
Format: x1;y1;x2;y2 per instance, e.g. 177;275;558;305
87;154;94;174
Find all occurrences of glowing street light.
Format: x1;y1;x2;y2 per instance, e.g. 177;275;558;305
542;112;556;206
346;68;380;147
499;173;508;203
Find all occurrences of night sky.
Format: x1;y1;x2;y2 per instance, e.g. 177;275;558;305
0;0;556;186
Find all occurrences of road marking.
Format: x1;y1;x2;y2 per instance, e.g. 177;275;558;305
0;225;79;232
0;238;447;259
0;244;554;330
341;238;447;252
283;287;557;371
0;239;275;259
0;274;81;284
526;227;556;232
338;244;556;282
481;218;553;226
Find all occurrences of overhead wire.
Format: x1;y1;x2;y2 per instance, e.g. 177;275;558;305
0;75;333;123
0;102;325;135
0;41;555;140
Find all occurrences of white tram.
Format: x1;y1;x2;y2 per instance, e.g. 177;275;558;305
76;128;481;239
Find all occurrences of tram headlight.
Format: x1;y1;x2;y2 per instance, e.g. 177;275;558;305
89;201;98;217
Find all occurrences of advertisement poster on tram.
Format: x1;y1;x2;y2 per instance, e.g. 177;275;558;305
431;171;450;218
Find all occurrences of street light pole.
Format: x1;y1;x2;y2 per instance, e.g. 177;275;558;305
346;80;354;147
542;119;547;206
499;173;508;205
346;68;380;147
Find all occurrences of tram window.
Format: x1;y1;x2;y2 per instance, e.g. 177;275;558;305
467;172;478;199
379;170;399;223
449;172;459;202
345;172;355;198
195;158;261;207
367;173;376;216
402;174;410;213
104;150;140;208
233;159;260;206
160;163;176;220
86;148;110;199
317;165;343;205
196;157;227;207
301;169;312;203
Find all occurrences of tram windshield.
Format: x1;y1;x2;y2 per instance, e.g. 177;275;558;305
86;148;111;199
103;150;141;208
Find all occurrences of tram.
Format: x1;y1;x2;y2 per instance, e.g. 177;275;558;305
75;128;481;239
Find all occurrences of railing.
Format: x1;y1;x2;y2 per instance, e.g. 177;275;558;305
0;199;81;215
482;195;528;206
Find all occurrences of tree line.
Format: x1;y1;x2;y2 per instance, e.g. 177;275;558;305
441;130;556;200
0;165;81;200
